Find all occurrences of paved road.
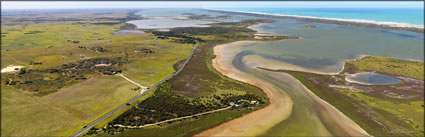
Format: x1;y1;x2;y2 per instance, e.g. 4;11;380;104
113;106;232;129
71;42;199;137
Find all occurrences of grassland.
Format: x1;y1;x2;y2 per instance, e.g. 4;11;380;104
264;56;424;136
338;88;424;136
343;56;424;80
1;76;137;136
1;10;193;136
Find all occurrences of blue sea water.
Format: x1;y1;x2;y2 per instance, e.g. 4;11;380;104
219;8;424;26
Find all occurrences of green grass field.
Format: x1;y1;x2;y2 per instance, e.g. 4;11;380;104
337;89;424;136
1;76;137;136
344;56;424;80
1;11;193;136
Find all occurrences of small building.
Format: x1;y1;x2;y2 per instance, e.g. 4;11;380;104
103;70;122;75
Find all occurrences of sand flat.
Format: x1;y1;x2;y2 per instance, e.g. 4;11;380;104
195;41;293;136
196;41;370;136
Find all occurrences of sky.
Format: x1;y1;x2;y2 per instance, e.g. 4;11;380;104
2;1;424;9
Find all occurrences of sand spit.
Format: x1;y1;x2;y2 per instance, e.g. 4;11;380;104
252;54;370;76
195;41;293;136
205;9;424;33
196;41;371;136
283;73;371;136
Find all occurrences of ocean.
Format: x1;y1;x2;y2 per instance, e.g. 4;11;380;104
218;8;424;27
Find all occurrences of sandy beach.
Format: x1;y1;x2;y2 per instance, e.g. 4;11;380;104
205;9;424;33
196;41;371;136
195;41;294;136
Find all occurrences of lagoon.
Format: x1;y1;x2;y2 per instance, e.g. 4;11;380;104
113;30;145;35
345;72;401;85
242;18;424;73
204;9;423;136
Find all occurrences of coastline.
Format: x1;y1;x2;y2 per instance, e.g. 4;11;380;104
204;8;424;33
195;41;294;136
197;41;371;136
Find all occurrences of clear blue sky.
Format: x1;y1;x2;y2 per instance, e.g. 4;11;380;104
2;1;424;9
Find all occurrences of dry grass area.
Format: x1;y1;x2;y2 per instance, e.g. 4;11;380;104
1;76;137;136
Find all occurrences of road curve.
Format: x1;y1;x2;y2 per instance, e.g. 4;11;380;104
71;42;199;137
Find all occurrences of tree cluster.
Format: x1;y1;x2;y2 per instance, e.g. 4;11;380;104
152;31;204;44
2;57;125;96
106;83;264;132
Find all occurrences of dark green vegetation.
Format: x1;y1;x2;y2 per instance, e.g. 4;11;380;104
182;13;231;20
298;25;317;29
211;19;274;27
150;19;297;44
87;83;264;135
92;109;254;137
2;57;124;96
260;56;424;137
152;31;204;44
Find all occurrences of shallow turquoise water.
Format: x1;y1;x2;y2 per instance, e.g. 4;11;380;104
220;8;424;26
242;18;424;73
